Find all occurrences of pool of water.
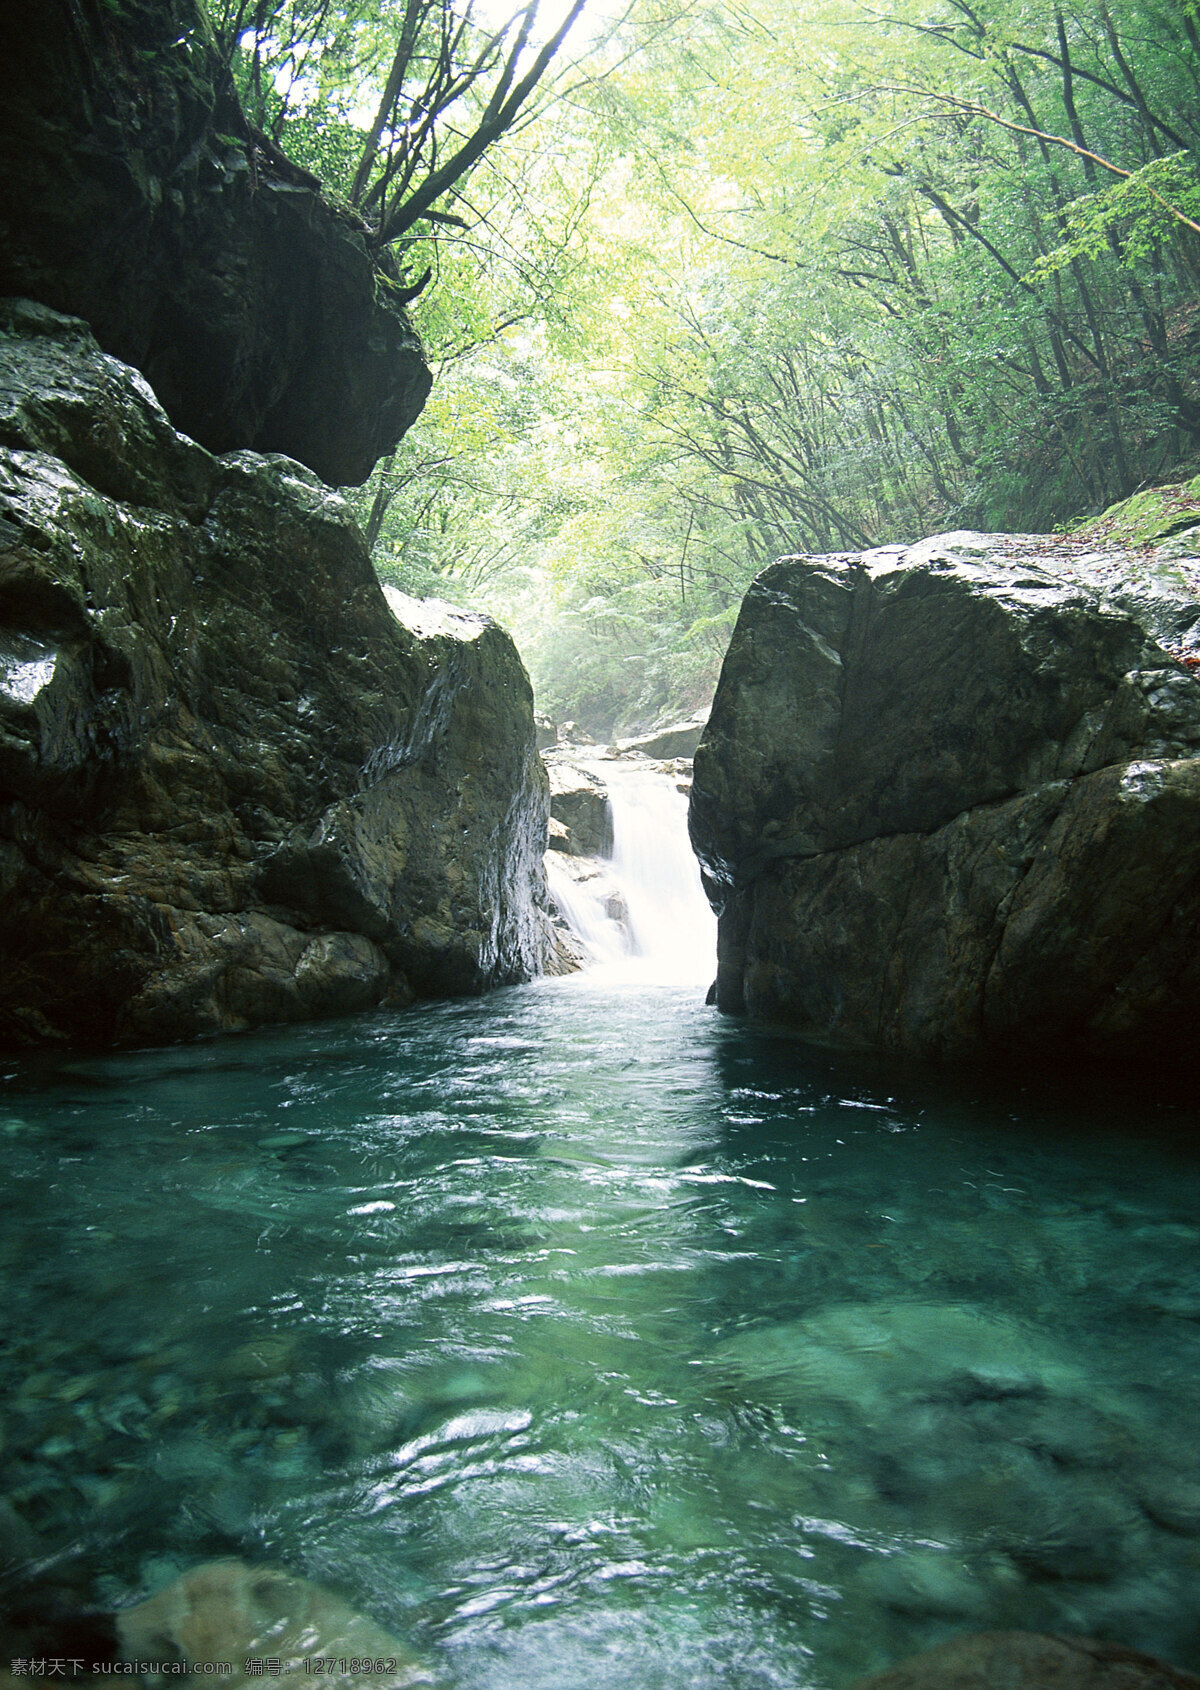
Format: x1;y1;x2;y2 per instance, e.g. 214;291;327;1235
2;977;1199;1686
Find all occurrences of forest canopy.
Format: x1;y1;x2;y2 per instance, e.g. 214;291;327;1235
209;0;1200;735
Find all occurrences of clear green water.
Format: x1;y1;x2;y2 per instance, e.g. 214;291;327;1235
2;978;1199;1686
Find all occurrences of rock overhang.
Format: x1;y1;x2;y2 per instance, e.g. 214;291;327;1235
0;0;431;487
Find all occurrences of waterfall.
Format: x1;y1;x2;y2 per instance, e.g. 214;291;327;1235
546;760;717;986
544;856;630;969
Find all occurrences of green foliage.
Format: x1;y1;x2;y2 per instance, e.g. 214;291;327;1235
231;0;1200;734
1033;155;1200;273
269;110;365;190
201;0;597;267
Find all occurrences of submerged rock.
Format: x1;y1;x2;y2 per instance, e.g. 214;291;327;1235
117;1559;441;1687
0;302;551;1048
712;1299;1090;1413
844;1629;1200;1689
690;531;1200;1067
0;0;429;486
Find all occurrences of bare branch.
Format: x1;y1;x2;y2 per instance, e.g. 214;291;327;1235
875;86;1200;236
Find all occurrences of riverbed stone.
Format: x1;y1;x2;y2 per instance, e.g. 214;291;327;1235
689;532;1200;1066
713;1299;1090;1417
855;1551;992;1620
844;1630;1200;1689
556;720;596;746
0;1496;40;1572
117;1559;441;1686
0;303;553;1048
0;0;429;486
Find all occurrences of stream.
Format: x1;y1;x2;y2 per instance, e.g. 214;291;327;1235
2;766;1199;1686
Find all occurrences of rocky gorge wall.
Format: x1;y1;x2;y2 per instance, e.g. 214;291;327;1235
689;530;1200;1070
0;0;566;1050
0;303;552;1047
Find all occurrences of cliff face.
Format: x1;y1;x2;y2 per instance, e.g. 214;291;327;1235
689;531;1200;1068
0;303;551;1047
0;0;430;486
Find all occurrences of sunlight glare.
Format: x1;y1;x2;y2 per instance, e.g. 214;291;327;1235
471;0;627;52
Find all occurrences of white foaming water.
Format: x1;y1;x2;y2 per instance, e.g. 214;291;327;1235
543;855;629;968
547;760;717;986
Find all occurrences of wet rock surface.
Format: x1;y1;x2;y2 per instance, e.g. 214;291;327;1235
690;530;1200;1066
544;752;613;857
0;303;551;1048
843;1630;1200;1689
0;0;429;486
540;747;620;962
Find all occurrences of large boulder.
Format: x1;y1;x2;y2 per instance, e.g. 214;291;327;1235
0;301;550;1048
689;531;1200;1066
0;0;429;486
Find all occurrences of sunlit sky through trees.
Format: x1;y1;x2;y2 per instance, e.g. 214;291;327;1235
221;0;1200;736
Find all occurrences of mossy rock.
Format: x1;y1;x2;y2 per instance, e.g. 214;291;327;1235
1079;475;1200;551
